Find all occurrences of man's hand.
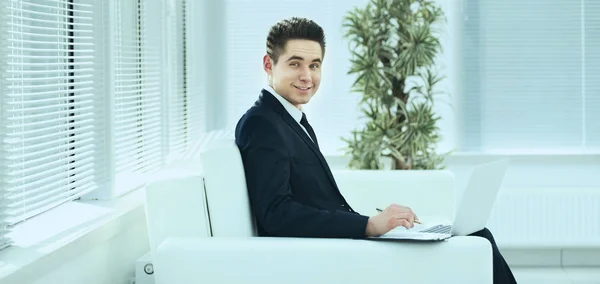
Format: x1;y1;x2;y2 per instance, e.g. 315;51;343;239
365;204;420;237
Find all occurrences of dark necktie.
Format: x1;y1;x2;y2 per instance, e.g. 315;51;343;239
300;113;319;148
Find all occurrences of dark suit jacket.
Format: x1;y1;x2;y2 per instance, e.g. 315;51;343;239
235;89;369;238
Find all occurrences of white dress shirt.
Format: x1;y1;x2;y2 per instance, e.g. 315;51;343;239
263;84;314;142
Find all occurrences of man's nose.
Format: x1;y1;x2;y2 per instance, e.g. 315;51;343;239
298;67;312;82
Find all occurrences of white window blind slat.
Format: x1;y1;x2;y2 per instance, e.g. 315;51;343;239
6;38;93;46
5;148;94;178
115;96;160;107
114;131;162;147
114;140;161;156
114;124;163;140
8;31;93;40
6;55;94;61
114;108;161;122
7;88;93;97
9;96;93;108
5;152;94;173
8;58;94;66
7;13;92;22
114;116;161;132
6;6;93;20
115;153;162;173
111;0;165;195
115;72;160;79
6;67;94;75
5;125;93;144
6;139;94;164
115;142;162;159
0;0;103;250
13;0;93;10
6;173;94;205
114;88;160;97
6;99;93;112
7;105;94;121
116;141;161;158
6;93;93;103
4;166;94;194
5;144;96;164
115;102;160;115
6;74;93;83
7;45;92;52
5;118;93;133
116;77;157;84
4;159;94;189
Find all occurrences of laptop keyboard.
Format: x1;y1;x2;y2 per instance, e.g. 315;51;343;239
419;225;452;234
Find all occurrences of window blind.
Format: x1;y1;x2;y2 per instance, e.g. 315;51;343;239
184;0;205;143
461;0;600;153
0;0;99;249
165;0;190;160
585;0;600;147
112;0;164;193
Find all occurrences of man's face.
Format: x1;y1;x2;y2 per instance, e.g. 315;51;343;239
263;39;322;108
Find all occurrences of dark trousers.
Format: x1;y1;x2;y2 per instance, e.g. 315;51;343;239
469;228;518;284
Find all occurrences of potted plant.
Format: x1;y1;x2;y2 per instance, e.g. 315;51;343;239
341;0;450;170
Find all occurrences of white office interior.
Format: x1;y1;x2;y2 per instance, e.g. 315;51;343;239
0;0;598;283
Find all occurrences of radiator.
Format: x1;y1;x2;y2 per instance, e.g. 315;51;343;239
485;188;600;248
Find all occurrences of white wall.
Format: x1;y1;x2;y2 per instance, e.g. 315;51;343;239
32;222;148;284
2;203;149;284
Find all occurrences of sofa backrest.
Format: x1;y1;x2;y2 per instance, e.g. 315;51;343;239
199;137;257;237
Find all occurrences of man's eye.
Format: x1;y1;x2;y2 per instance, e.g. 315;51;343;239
310;64;320;69
290;63;298;67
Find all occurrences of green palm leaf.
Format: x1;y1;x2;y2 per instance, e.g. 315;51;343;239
341;0;451;170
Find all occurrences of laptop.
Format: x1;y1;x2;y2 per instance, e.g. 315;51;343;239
374;159;510;241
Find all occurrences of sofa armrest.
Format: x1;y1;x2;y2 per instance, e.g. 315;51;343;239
145;169;211;253
333;170;456;220
154;236;492;284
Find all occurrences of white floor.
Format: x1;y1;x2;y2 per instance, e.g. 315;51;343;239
513;267;600;284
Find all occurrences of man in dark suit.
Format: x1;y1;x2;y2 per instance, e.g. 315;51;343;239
235;17;516;284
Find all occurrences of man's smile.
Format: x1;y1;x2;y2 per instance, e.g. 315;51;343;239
294;85;312;91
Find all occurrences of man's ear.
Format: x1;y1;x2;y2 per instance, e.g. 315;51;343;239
263;55;273;75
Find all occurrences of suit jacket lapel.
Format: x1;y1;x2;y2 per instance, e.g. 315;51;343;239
259;90;339;189
280;112;322;157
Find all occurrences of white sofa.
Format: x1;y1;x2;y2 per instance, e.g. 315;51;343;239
145;138;493;284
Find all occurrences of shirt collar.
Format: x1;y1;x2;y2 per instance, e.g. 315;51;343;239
264;84;304;123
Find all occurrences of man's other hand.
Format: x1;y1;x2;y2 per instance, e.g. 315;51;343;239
365;204;419;237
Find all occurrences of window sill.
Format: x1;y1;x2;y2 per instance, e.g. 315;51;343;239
0;188;146;284
325;151;600;166
450;150;600;156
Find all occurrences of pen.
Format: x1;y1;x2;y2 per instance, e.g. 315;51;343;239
376;208;422;224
